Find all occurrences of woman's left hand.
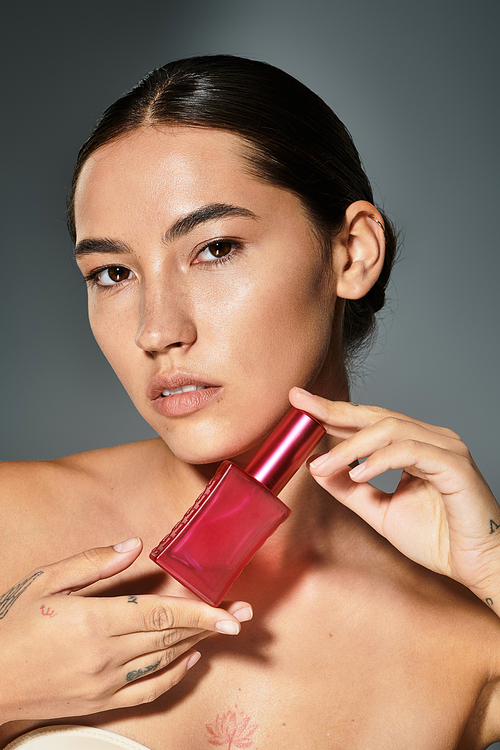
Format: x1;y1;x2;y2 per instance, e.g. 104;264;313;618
290;387;500;613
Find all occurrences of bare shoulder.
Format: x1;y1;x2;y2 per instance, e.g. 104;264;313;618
393;552;500;747
0;438;167;506
345;520;500;745
0;438;169;585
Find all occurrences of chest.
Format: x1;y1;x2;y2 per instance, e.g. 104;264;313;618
1;488;490;749
92;591;483;750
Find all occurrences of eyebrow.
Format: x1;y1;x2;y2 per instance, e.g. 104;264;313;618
74;237;131;258
165;203;258;242
74;203;258;258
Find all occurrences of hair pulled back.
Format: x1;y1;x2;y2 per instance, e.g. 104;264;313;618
68;54;397;356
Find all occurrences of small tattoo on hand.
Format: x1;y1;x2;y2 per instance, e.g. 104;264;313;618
128;596;138;604
486;598;494;607
489;520;500;534
126;659;161;682
40;604;56;617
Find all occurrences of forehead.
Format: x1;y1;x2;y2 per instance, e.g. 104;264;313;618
77;125;250;177
73;125;310;243
75;128;252;221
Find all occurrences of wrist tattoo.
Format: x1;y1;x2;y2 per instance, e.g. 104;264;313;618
0;571;44;619
126;659;161;682
486;598;494;607
489;520;500;534
128;596;138;604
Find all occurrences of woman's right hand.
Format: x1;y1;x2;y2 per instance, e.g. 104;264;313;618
0;538;252;723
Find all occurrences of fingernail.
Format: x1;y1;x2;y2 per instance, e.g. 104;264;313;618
309;453;329;470
293;386;313;396
113;538;141;553
187;651;201;670
349;463;366;480
215;620;240;635
231;606;253;623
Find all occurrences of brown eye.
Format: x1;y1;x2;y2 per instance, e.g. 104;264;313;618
208;241;233;258
198;240;235;262
107;266;130;282
97;266;133;285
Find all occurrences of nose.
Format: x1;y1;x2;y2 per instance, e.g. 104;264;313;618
135;280;197;354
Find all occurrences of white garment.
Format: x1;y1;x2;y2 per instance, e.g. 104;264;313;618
4;726;152;749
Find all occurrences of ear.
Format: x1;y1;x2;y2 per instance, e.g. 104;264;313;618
334;201;385;300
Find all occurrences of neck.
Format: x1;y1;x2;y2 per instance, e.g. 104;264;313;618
157;356;351;559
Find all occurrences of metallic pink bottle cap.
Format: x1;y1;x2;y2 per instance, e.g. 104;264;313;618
244;407;325;495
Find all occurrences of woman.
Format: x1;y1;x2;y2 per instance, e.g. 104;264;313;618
0;55;499;749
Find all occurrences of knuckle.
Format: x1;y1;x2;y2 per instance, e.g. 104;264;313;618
81;547;105;571
442;426;462;441
142;686;162;704
160;649;175;668
455;439;471;458
455;442;471;459
377;416;404;439
383;416;403;432
366;404;386;417
144;603;174;631
81;644;111;676
159;628;181;649
401;438;421;455
457;451;476;474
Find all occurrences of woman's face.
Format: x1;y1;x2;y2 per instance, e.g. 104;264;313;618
74;126;342;464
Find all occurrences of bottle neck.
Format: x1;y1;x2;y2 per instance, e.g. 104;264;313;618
244;408;325;495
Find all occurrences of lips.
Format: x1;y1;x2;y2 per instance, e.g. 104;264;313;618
147;372;222;418
161;384;209;397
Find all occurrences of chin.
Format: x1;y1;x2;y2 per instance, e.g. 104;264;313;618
152;406;289;467
160;431;259;467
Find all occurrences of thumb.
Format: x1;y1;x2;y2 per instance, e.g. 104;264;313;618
43;538;143;594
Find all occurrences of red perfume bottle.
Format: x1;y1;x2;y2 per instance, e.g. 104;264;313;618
150;407;325;605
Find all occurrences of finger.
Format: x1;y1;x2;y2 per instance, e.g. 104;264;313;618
120;630;208;684
41;538;143;595
289;387;461;441
112;649;201;709
336;442;498;543
309;417;467;477
123;600;253;656
346;440;481;499
106;594;250;637
312;465;391;538
224;601;254;623
117;625;208;661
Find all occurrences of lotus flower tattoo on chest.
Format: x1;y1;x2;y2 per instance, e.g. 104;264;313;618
206;708;258;749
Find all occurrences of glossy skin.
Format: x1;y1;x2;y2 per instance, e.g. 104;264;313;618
0;125;500;749
74;127;342;466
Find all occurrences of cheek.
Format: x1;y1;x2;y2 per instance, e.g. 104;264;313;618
205;258;335;383
255;252;334;339
87;302;136;384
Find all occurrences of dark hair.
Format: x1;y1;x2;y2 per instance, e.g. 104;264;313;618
67;54;398;356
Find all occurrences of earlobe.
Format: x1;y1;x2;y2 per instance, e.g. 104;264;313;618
334;200;385;300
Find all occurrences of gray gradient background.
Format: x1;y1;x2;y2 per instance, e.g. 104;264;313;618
2;0;499;480
1;3;499;467
1;1;499;743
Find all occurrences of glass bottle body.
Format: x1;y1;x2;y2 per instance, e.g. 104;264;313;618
150;461;291;606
